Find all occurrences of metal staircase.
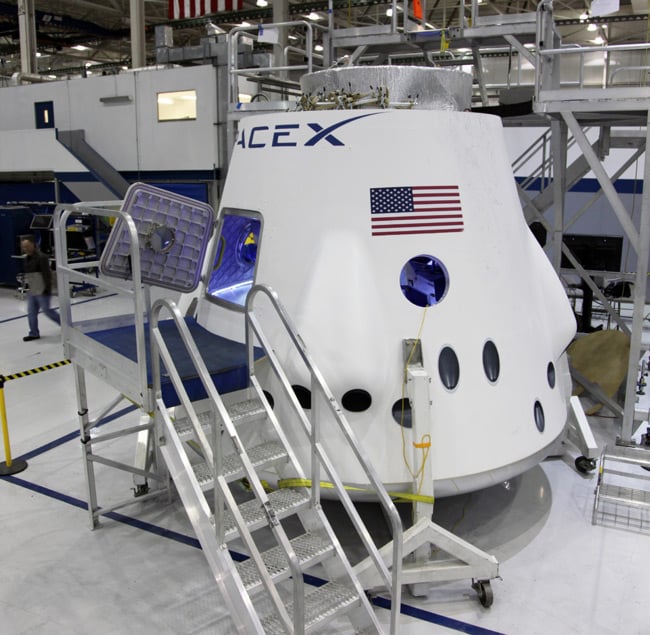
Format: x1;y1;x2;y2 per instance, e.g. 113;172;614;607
149;287;403;634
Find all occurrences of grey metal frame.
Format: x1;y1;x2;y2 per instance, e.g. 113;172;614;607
534;0;650;445
54;201;167;529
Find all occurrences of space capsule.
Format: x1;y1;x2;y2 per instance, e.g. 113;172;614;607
196;66;577;497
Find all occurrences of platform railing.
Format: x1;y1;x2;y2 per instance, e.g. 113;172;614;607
534;0;650;110
227;20;328;108
245;283;403;635
54;202;151;408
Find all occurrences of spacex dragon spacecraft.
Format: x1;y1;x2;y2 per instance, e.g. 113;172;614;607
196;66;578;497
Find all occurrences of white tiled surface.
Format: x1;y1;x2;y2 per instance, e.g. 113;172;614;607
1;287;649;635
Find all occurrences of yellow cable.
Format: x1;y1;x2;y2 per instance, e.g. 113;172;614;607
277;478;434;505
400;306;432;497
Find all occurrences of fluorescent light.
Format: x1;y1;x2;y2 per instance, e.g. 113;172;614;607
240;20;252;26
314;44;323;52
592;35;605;44
587;23;598;31
306;12;321;20
386;8;393;16
72;44;90;51
579;12;589;20
256;0;268;5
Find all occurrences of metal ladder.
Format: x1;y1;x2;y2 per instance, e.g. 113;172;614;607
149;286;403;634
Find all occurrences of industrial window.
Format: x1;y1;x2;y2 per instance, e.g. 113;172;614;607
156;90;197;121
206;210;262;309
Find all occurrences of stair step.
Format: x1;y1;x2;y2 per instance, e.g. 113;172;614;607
214;487;311;540
237;532;335;594
260;581;362;634
191;440;288;487
227;397;267;424
173;397;267;438
173;409;212;437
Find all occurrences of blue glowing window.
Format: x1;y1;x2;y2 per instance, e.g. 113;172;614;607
400;255;449;307
207;211;261;307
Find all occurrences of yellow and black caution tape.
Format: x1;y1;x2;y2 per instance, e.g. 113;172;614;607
2;359;71;382
276;477;435;506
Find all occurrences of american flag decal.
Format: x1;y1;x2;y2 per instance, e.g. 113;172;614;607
370;185;464;236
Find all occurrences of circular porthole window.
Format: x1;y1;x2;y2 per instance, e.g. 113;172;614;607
342;389;372;412
391;398;412;428
547;362;556;389
534;400;545;433
438;346;460;391
291;385;311;409
482;340;500;383
399;255;449;308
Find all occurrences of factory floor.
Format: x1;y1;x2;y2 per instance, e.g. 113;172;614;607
1;285;649;635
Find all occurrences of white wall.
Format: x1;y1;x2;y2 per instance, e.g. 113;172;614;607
0;129;86;172
0;65;220;173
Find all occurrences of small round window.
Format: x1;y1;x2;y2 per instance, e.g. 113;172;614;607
400;255;449;307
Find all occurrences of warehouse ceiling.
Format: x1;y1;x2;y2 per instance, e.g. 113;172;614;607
0;0;648;77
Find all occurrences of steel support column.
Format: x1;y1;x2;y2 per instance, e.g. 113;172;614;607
17;0;37;76
130;0;146;68
621;114;650;443
550;118;568;271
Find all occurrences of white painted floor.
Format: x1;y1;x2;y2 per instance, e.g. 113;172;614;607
1;285;649;635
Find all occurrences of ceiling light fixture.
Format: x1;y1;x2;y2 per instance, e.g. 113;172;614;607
256;0;268;6
307;12;321;20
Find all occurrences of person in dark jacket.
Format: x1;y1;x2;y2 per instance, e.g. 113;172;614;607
21;235;60;341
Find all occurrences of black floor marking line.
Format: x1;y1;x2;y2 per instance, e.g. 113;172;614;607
2;406;505;634
0;292;118;325
1;474;504;635
15;404;138;462
373;595;507;635
2;475;201;548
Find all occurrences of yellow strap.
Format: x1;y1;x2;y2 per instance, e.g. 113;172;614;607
412;440;431;449
277;478;435;505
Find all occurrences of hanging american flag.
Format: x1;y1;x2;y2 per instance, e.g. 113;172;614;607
370;185;464;236
169;0;243;20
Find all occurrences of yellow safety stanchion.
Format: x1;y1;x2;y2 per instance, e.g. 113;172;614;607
0;376;28;476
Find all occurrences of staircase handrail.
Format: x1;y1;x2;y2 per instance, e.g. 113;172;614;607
149;298;300;633
245;283;403;635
